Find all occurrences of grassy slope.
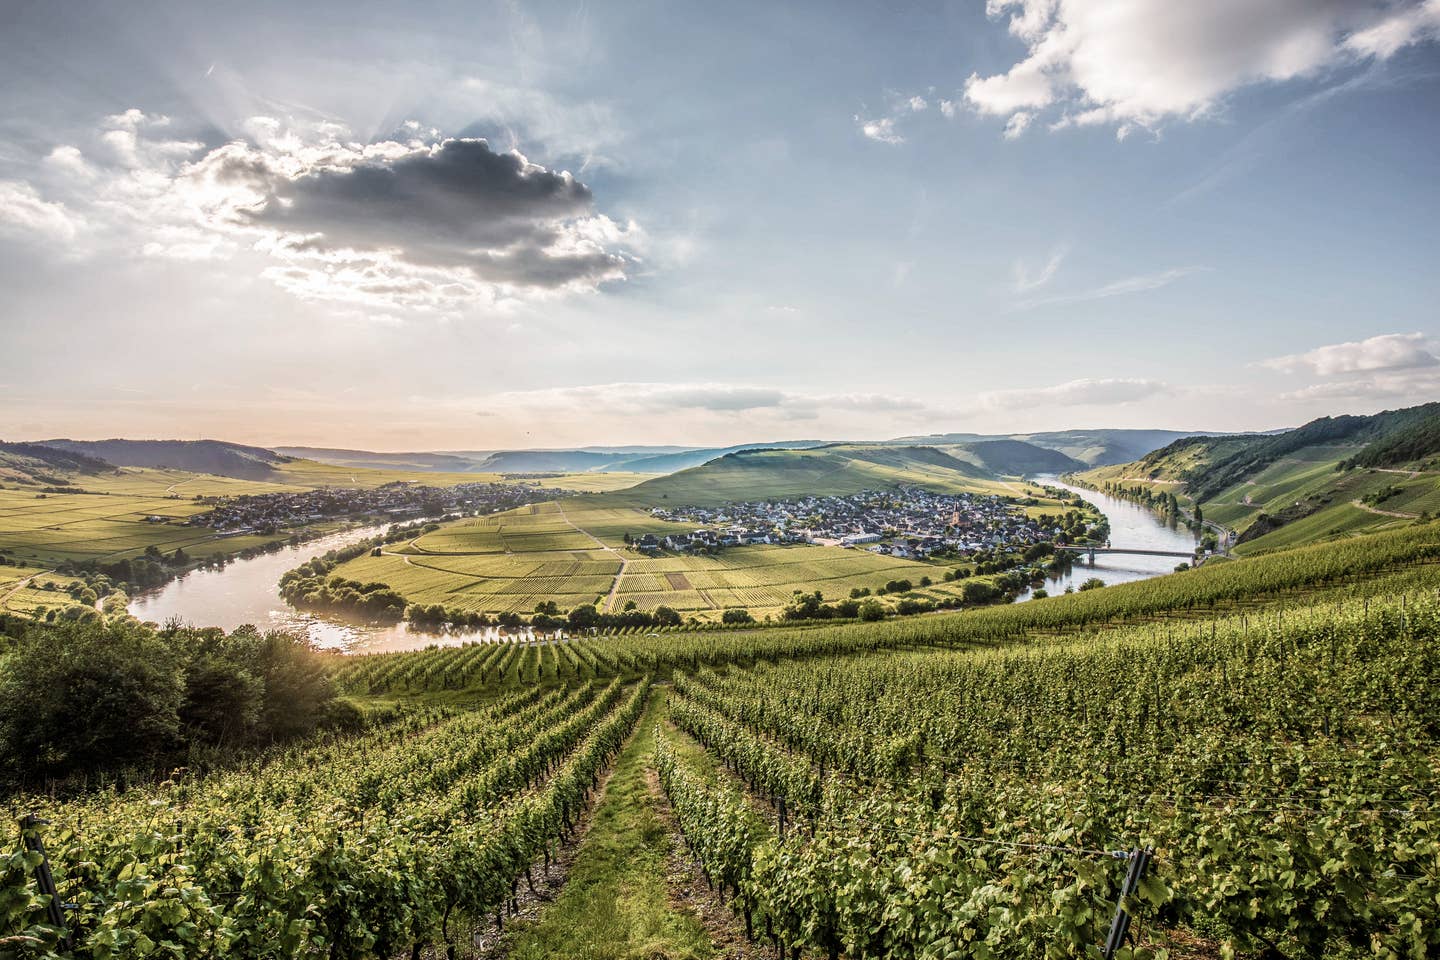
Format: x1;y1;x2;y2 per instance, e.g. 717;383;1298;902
502;692;720;960
608;444;1005;508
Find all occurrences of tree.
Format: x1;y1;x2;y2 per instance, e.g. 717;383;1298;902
567;604;600;629
961;580;998;605
0;619;185;784
1079;577;1105;592
721;608;753;624
653;605;682;626
858;599;886;621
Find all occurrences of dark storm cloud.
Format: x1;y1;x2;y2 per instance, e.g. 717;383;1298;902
241;138;628;289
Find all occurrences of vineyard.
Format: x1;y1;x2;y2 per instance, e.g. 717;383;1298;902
657;594;1440;957
2;679;650;957
3;519;1440;957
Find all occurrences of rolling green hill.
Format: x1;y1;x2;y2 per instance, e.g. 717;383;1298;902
35;438;296;481
941;439;1085;475
1074;402;1440;554
610;444;1003;507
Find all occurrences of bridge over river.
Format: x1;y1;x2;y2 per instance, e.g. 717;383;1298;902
1055;544;1199;564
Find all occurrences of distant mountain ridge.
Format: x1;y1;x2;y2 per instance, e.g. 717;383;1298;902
34;439;294;481
893;428;1248;467
0;441;114;486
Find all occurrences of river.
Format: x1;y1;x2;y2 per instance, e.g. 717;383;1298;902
129;480;1197;653
1017;477;1200;599
128;523;512;654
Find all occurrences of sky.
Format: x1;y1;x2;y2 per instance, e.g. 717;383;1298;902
1;0;1438;451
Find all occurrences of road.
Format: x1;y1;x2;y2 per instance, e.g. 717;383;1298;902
1350;498;1418;519
0;573;38;611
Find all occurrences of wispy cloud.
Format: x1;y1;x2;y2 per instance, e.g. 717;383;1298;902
478;382;931;419
1011;265;1204;311
978;377;1169;410
1011;244;1068;293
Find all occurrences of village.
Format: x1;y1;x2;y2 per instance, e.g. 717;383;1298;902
642;486;1062;560
174;481;565;537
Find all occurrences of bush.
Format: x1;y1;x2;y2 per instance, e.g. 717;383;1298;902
858;599;887;621
721;608;754;624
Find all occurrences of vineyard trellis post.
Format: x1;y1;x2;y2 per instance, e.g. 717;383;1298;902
1102;845;1152;960
19;814;72;950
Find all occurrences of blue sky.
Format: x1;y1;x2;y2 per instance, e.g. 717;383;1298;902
2;0;1438;449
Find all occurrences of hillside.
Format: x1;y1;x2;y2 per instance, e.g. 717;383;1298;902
893;428;1229;466
0;441;113;486
35;438;294;481
941;439;1084;475
1074;402;1440;553
612;443;1000;506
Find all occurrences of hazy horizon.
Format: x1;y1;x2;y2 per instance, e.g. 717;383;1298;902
3;1;1439;448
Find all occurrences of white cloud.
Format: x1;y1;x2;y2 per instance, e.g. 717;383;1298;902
1002;111;1034;139
7;112;644;313
965;0;1440;137
1279;368;1440;403
939;99;959;118
906;95;929;112
1011;265;1204;310
0;180;85;243
1261;332;1439;375
979;377;1169;410
856;116;905;144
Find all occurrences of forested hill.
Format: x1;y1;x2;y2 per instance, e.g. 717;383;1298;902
941;439;1085;475
0;441;114;486
1074;401;1440;554
33;438;294;481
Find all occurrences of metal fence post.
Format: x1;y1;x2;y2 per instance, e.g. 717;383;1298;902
19;814;71;950
1102;845;1152;959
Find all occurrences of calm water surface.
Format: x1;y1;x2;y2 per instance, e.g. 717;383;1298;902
128;523;514;653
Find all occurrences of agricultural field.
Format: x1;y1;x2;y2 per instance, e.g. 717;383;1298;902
270;458;647;492
0;561;84;617
0;458;642;575
330;496;997;619
0;482;326;567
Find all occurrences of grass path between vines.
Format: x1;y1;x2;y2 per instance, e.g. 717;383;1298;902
500;691;755;960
